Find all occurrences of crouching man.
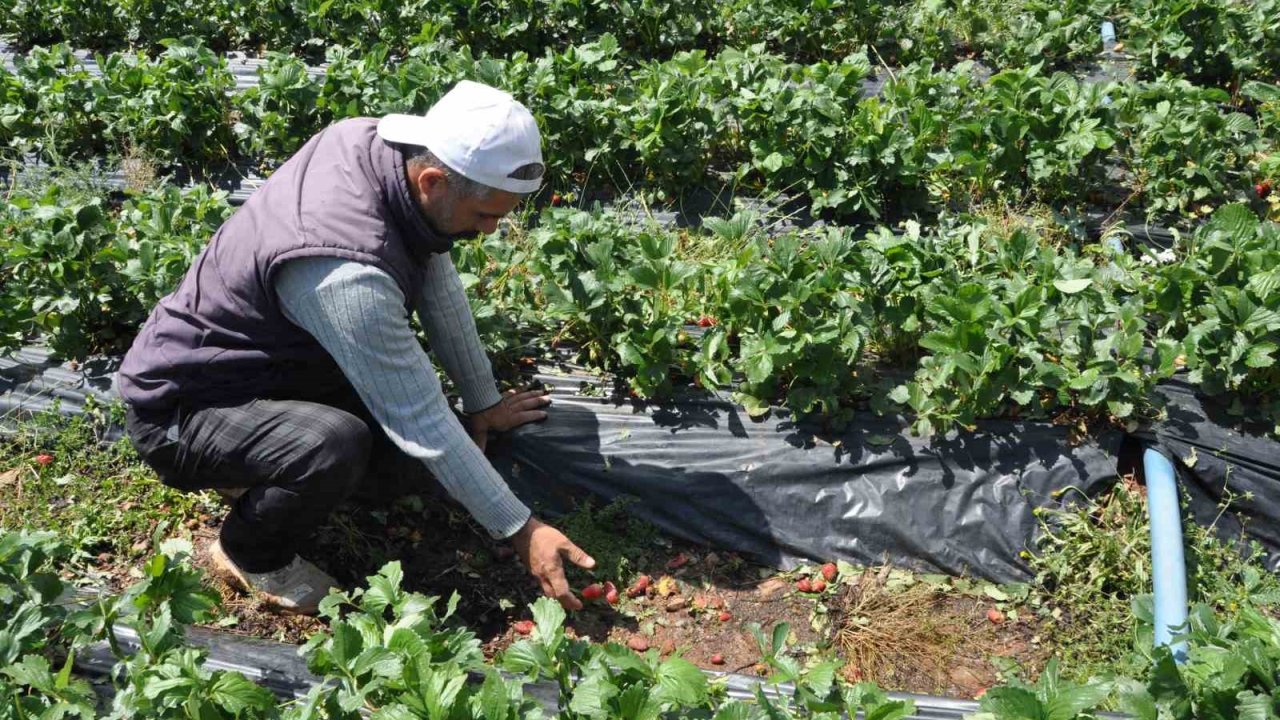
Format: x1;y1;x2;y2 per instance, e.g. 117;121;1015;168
117;80;594;615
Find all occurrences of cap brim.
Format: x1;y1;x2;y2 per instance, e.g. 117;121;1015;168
376;114;430;145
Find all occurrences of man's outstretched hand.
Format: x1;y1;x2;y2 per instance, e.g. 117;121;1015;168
510;516;595;610
468;388;551;451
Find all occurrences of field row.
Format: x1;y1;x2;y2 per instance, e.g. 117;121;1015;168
3;173;1277;435
3;0;1279;90
4;39;1279;224
6;522;1280;719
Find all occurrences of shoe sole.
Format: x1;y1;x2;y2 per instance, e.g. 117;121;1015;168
207;540;319;616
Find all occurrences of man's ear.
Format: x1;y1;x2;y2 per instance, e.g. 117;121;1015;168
413;166;450;203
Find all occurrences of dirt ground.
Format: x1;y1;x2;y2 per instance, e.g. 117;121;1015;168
87;489;1050;700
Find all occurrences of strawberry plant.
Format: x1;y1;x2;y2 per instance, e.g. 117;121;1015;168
620;50;719;194
503;596;716;718
0;44;107;161
299;562;544;718
1123;0;1280;88
1150;204;1280;429
234;51;325;166
931;67;1116;204
107;184;232;309
1117;604;1280;720
98;37;237;170
0;187;123;358
1114;79;1265;219
722;0;890;62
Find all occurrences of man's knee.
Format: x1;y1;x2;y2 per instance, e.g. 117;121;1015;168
281;412;372;497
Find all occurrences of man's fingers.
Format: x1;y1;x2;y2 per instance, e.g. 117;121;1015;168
509;390;552;409
547;565;582;610
560;540;596;570
511;410;549;426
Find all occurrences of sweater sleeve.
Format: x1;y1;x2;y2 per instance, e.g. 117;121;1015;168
415;252;503;414
273;256;531;539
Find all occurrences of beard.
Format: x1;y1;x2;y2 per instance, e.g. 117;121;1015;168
421;197;481;241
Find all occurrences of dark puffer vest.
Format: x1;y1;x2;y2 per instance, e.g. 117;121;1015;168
117;118;452;411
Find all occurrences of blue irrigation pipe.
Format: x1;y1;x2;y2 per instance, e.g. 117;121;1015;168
1144;447;1189;662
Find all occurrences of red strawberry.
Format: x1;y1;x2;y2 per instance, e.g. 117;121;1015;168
35;454;53;467
627;575;651;598
581;583;604;601
812;578;827;593
696;316;717;328
666;553;689;570
551;192;563;206
718;610;732;622
604;581;619;605
795;578;812;593
513;620;535;635
1258;181;1273;199
710;653;725;665
987;608;1005;624
627;636;649;652
820;563;837;582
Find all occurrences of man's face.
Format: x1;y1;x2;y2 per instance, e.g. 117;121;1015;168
410;165;522;240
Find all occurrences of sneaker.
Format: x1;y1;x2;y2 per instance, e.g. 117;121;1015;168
214;487;248;504
208;539;336;615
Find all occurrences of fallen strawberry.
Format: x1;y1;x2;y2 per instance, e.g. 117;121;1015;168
812;578;827;593
513;620;535;635
34;454;53;467
795;578;812;593
627;636;649;652
710;653;725;665
581;584;604;601
627;574;651;598
604;581;619;605
987;608;1005;624
718;610;732;622
666;553;689;570
820;562;837;582
1258;181;1273;199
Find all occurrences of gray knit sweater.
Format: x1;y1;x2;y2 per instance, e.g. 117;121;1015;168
274;254;532;540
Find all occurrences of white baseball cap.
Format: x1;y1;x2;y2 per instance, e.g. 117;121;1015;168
377;80;544;194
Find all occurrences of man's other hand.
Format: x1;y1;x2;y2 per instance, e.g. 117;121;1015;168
467;388;551;450
510;516;595;610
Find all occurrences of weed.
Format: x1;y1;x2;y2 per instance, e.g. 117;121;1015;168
0;400;217;569
1028;477;1280;679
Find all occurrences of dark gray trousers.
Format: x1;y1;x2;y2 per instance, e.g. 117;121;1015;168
125;383;443;572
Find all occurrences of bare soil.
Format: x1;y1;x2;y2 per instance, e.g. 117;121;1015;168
85;490;1051;700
